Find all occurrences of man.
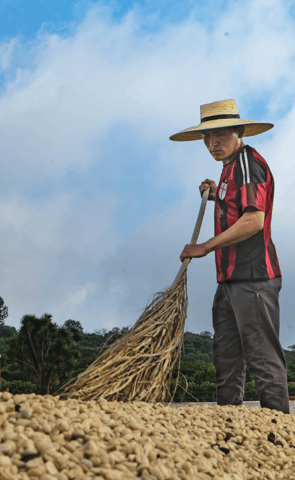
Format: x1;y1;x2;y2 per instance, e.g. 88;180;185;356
170;99;289;414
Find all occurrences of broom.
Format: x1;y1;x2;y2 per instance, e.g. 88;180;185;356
55;187;210;403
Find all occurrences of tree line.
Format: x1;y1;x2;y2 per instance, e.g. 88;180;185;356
1;296;295;402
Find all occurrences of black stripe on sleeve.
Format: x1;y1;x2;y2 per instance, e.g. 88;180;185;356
245;146;267;184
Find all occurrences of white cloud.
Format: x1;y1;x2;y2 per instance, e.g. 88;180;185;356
0;38;17;71
0;0;295;349
60;282;97;309
0;0;293;181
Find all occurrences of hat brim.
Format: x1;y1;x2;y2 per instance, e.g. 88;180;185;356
169;119;274;141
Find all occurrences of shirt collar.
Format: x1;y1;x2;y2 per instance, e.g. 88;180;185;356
223;144;247;169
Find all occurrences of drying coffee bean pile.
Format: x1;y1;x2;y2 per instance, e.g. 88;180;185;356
0;391;294;480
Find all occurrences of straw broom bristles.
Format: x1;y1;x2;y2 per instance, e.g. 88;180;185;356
55;273;188;403
55;188;209;403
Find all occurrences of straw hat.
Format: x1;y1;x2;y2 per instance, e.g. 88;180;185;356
169;99;274;141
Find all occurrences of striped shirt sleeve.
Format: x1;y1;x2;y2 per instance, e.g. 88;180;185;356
238;146;267;213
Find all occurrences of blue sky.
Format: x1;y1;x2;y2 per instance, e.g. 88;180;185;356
0;0;230;39
1;0;295;350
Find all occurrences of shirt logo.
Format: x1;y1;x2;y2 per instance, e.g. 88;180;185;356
219;182;227;200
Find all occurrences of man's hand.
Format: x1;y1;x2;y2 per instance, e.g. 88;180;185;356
180;243;209;262
199;179;217;201
180;209;264;262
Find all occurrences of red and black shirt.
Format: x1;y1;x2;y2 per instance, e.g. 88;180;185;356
215;145;281;283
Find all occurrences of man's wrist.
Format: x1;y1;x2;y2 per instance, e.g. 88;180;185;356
204;239;215;254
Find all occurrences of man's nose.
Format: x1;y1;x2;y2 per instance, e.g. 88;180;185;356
209;135;219;147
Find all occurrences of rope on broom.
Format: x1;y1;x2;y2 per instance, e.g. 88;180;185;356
55;188;209;403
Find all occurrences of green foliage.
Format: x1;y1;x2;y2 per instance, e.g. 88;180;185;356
285;351;295;365
170;378;216;403
0;325;17;339
170;360;216;402
2;313;83;395
287;363;295;382
63;319;83;332
1;361;26;383
172;360;216;382
0;297;8;327
192;382;216;402
170;376;195;403
244;381;259;401
0;337;11;356
288;382;295;396
0;379;39;394
193;361;216;384
51;326;130;394
0;327;18;364
182;332;213;364
1;321;295;403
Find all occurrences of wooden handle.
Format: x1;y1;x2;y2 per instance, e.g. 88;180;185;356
172;188;210;286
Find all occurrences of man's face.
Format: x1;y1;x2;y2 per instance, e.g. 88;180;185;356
203;127;242;164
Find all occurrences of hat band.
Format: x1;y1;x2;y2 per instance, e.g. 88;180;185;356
201;113;241;123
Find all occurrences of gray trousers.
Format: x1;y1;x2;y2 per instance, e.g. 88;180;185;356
212;277;289;414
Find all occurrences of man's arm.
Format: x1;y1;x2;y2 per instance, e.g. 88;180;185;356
180;207;265;261
205;207;265;254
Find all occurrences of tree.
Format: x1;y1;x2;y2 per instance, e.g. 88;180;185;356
63;319;83;332
0;297;8;327
0;325;17;339
3;313;83;395
182;332;213;363
94;328;108;336
286;344;295;365
0;326;17;360
200;331;213;339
